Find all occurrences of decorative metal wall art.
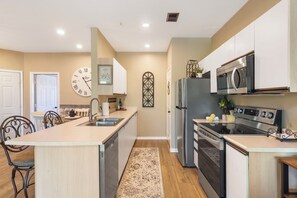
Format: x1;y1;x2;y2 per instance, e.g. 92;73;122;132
142;72;154;107
186;59;199;78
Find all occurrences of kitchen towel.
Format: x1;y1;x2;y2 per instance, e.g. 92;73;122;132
102;102;109;116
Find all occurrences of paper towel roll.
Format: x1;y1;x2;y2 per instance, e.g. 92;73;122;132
102;102;109;116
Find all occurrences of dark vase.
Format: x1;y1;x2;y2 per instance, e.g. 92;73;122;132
69;109;76;117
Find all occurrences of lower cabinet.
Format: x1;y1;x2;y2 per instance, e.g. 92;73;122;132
118;113;137;180
226;143;248;198
226;141;297;198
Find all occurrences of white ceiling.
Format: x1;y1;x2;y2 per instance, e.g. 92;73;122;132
0;0;247;53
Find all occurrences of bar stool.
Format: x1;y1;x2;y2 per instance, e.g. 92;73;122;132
43;111;63;128
0;115;35;198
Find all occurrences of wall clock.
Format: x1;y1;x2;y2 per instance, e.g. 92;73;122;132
71;67;91;97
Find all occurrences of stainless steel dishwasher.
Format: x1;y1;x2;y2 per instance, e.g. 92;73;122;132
100;132;118;198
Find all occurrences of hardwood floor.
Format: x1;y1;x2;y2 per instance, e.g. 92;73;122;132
0;147;35;198
134;140;207;198
0;140;206;198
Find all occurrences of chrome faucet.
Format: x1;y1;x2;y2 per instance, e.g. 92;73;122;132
89;98;100;122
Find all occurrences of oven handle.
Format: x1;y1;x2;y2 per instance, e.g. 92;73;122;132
231;67;238;91
197;129;221;149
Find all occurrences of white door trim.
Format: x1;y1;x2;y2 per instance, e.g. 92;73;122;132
30;72;60;120
0;69;23;116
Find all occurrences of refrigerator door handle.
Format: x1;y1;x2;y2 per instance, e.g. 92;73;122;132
182;109;187;164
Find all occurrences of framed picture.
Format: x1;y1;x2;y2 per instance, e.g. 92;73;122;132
98;65;113;85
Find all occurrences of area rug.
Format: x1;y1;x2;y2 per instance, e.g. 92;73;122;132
117;147;164;198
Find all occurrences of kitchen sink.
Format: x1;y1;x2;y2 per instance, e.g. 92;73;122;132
78;118;124;127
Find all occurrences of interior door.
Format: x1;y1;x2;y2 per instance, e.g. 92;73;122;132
34;74;58;113
0;71;21;124
166;66;172;141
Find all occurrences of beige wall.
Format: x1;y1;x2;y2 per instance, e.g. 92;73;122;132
0;49;24;71
212;0;297;130
168;38;212;148
230;94;297;129
116;52;167;137
23;53;91;117
212;0;280;50
91;28;116;99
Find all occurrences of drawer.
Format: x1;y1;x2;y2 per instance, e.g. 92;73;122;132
194;124;198;132
194;149;198;168
194;132;198;141
194;140;198;150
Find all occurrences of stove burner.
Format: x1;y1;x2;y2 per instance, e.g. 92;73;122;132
199;122;267;138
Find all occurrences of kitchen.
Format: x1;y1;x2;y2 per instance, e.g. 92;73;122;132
1;0;297;198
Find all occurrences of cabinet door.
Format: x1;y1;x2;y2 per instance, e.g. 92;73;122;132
235;22;255;58
113;58;122;94
254;0;289;90
118;114;137;180
200;52;218;93
121;66;127;94
118;126;128;180
219;37;235;65
226;144;248;198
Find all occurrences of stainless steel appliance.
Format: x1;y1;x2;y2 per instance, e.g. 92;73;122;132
100;132;118;198
175;78;221;167
217;53;255;95
197;106;282;198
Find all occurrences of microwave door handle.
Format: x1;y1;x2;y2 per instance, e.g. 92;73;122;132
231;67;238;91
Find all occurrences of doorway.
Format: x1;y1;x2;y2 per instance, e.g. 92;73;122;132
0;70;23;124
30;73;59;115
166;66;172;146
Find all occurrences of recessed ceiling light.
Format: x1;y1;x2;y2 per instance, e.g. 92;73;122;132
56;29;65;36
145;44;150;48
142;23;150;28
76;44;83;49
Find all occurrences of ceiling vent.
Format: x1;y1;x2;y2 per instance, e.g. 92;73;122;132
166;13;179;22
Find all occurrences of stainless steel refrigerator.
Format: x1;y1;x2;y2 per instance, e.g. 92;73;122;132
175;78;221;167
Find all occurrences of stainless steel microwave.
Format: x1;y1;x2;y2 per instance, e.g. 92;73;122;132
216;53;254;94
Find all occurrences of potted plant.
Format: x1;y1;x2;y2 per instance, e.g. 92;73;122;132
218;96;235;122
195;66;204;78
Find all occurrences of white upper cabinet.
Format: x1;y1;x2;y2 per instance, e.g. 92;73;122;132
199;51;217;93
113;59;127;95
199;37;235;93
98;58;127;95
255;0;297;91
235;22;255;58
219;37;235;65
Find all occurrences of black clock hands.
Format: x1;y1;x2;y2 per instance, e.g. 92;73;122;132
82;77;91;91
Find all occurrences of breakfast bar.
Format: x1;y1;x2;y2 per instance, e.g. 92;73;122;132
5;107;137;198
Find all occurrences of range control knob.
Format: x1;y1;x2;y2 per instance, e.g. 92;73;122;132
261;111;266;117
238;108;243;113
267;112;274;119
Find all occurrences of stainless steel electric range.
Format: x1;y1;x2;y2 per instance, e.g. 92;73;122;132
197;106;282;198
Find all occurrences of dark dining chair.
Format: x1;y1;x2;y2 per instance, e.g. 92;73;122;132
0;115;35;198
43;110;63;129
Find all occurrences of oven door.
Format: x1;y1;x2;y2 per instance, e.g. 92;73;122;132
197;127;225;197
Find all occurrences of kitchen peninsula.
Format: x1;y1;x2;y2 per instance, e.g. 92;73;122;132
5;107;138;198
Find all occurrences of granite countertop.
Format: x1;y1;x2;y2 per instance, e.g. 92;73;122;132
5;107;137;146
224;135;297;153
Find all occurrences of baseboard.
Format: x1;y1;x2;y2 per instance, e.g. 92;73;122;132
170;148;178;153
137;136;168;140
